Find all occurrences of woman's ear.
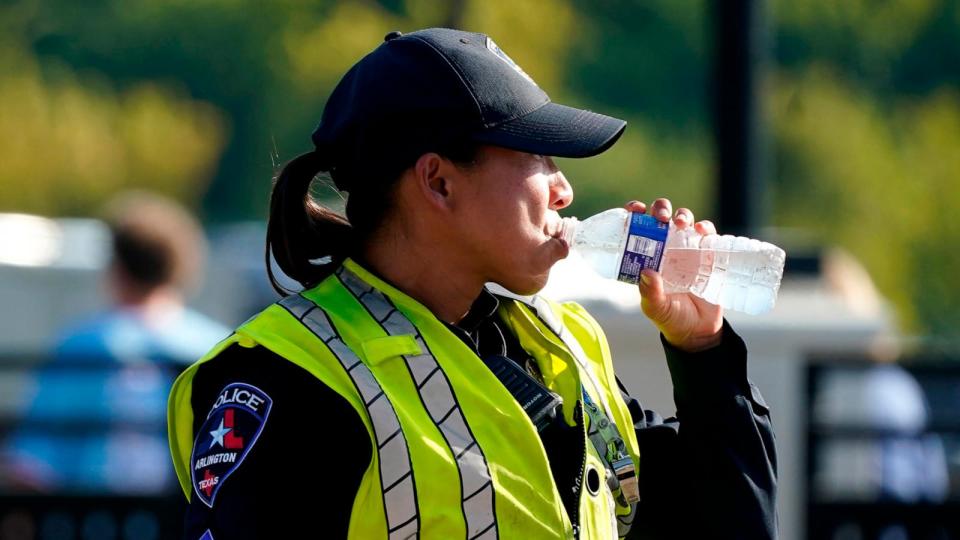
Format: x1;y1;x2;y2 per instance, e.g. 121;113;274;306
413;152;458;211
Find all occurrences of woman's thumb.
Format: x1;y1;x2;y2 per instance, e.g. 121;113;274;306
639;269;667;318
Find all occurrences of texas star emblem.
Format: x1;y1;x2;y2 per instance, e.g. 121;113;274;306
190;382;273;507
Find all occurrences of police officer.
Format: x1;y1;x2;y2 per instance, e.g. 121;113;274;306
168;28;777;539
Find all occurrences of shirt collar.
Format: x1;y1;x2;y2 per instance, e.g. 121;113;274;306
455;287;501;334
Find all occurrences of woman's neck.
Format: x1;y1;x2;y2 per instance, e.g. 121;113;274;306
358;238;483;326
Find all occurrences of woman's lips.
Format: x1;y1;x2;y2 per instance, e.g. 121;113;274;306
545;220;569;257
546;219;564;239
553;235;570;257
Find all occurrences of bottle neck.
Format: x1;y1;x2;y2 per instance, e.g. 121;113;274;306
560;216;579;246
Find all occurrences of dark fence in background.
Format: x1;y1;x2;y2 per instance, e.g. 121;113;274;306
0;495;184;540
806;356;960;539
0;356;186;540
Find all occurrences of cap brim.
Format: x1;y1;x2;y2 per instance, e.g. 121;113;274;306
470;102;626;158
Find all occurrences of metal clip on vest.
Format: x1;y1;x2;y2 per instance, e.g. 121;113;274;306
583;392;640;504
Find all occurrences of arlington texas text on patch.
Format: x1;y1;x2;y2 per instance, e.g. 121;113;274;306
190;382;273;507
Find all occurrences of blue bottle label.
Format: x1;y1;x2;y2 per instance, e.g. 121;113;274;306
618;213;669;284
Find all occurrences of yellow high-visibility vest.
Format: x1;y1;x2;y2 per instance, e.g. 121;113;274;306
169;259;640;539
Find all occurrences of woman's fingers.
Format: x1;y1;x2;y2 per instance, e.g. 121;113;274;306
626;199;708;234
674;207;694;230
624;200;647;213
650;198;672;222
694;219;717;236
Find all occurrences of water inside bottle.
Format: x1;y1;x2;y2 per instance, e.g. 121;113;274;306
564;208;785;314
661;246;779;315
660;247;708;292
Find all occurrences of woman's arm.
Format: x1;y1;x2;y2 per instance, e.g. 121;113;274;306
183;344;370;539
622;320;777;539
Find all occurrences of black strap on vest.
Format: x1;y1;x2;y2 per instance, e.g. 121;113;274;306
480;355;563;433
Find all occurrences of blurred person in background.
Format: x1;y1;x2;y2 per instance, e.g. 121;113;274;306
54;190;229;363
814;364;949;504
168;28;776;539
1;191;229;494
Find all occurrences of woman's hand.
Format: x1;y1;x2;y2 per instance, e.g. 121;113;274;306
625;199;724;353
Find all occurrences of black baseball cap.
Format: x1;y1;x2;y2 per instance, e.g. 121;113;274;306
311;28;626;184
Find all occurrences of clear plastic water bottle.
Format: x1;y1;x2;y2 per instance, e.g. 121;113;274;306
559;208;786;315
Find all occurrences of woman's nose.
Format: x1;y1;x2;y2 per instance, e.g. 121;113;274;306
549;170;574;210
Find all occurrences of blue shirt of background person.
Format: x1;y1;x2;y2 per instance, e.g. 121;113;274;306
1;191;230;494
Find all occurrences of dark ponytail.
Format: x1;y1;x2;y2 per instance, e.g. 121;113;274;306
265;139;482;297
265;151;351;296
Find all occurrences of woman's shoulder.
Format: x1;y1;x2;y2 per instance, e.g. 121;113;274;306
188;341;372;460
183;342;372;525
190;343;346;412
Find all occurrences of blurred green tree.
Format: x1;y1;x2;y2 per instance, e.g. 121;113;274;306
0;45;225;215
1;0;959;340
770;0;960;336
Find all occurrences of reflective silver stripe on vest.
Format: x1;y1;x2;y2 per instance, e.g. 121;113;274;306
489;288;619;430
487;285;638;537
524;296;617;421
337;267;498;540
279;294;420;540
525;294;639;536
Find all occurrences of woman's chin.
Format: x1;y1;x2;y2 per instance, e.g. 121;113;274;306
500;269;552;296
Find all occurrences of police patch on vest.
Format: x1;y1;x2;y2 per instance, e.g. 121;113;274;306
190;382;273;507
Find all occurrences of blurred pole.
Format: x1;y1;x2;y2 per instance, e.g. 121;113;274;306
712;0;768;237
443;0;468;28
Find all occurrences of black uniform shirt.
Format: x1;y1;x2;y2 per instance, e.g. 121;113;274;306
183;290;777;539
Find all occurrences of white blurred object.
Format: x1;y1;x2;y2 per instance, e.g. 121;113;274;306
0;213;109;269
814;365;927;431
813;365;949;503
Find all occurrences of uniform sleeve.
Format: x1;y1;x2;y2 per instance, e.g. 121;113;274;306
182;343;371;539
622;319;778;540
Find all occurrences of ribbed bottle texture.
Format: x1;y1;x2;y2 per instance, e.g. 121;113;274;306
560;208;786;315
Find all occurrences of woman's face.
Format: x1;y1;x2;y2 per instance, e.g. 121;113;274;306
453;145;573;294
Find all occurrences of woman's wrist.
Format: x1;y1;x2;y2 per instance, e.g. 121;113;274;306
664;326;724;354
